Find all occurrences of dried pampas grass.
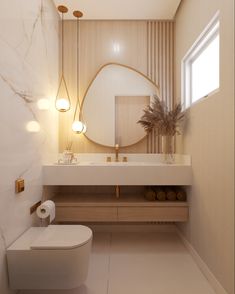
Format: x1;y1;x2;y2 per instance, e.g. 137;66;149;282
138;95;185;136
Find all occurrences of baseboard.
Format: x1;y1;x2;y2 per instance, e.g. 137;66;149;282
176;228;228;294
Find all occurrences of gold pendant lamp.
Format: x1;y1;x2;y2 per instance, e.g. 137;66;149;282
55;5;71;112
72;10;87;134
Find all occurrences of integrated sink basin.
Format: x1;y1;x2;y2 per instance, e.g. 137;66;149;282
43;153;192;186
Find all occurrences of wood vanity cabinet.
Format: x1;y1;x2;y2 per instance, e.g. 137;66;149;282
53;194;188;223
56;206;117;222
117;206;188;222
43;156;191;223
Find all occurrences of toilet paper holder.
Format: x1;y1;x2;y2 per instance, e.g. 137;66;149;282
30;201;42;215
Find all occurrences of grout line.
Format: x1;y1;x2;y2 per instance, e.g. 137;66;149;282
106;232;112;294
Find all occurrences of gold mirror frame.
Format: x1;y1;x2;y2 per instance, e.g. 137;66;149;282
79;62;160;148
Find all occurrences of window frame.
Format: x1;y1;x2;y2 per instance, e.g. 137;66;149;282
181;11;220;109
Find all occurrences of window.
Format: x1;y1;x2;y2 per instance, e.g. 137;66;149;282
182;12;220;108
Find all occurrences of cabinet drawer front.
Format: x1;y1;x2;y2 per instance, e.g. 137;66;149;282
56;206;117;222
118;207;188;222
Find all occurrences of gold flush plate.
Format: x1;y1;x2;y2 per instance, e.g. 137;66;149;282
15;178;25;193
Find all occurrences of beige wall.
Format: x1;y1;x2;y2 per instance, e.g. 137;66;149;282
59;20;174;153
174;0;234;293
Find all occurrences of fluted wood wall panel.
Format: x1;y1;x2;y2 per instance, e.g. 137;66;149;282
59;20;174;153
147;21;174;153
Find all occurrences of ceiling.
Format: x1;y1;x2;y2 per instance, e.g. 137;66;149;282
53;0;182;20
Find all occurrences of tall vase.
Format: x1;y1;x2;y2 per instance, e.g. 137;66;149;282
162;135;174;164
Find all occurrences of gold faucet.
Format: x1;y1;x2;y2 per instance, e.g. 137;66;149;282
115;144;119;162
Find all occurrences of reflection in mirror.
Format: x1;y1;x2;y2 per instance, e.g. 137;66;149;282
115;95;150;146
82;63;159;147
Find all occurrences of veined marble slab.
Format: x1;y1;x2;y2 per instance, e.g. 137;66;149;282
0;2;59;293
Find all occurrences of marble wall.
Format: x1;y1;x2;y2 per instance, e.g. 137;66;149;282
0;1;59;293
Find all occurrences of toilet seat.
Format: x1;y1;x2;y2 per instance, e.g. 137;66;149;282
30;225;92;250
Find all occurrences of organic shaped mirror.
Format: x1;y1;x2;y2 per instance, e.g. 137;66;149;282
82;63;159;147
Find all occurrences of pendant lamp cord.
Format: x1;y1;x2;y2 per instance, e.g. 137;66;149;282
77;16;79;106
61;12;64;75
73;16;82;121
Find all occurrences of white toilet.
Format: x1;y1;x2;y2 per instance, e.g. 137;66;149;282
7;225;92;290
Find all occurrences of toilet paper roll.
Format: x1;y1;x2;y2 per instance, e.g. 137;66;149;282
36;200;55;223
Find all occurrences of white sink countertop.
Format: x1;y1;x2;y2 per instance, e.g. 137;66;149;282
46;153;191;165
43;153;192;186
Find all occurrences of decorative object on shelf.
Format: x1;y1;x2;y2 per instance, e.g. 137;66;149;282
162;135;174;164
55;5;71;112
58;141;77;164
59;150;77;165
138;95;185;163
165;187;177;201
145;186;187;202
176;187;187;201
72;10;87;134
153;187;166;201
144;187;156;201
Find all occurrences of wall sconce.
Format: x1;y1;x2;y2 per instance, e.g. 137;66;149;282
72;10;87;134
55;5;71;112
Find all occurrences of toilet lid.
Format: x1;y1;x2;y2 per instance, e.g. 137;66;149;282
30;225;92;250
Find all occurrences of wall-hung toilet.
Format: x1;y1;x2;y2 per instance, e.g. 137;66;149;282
7;225;92;289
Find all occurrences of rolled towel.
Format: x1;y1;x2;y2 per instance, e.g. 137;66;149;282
144;187;156;201
176;188;187;201
165;187;177;201
153;187;166;201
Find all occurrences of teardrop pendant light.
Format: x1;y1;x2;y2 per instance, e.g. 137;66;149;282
72;10;87;134
55;5;71;112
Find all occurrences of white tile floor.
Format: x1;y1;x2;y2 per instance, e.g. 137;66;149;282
20;232;215;294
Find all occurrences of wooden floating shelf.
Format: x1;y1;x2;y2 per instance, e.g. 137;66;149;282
53;194;189;223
